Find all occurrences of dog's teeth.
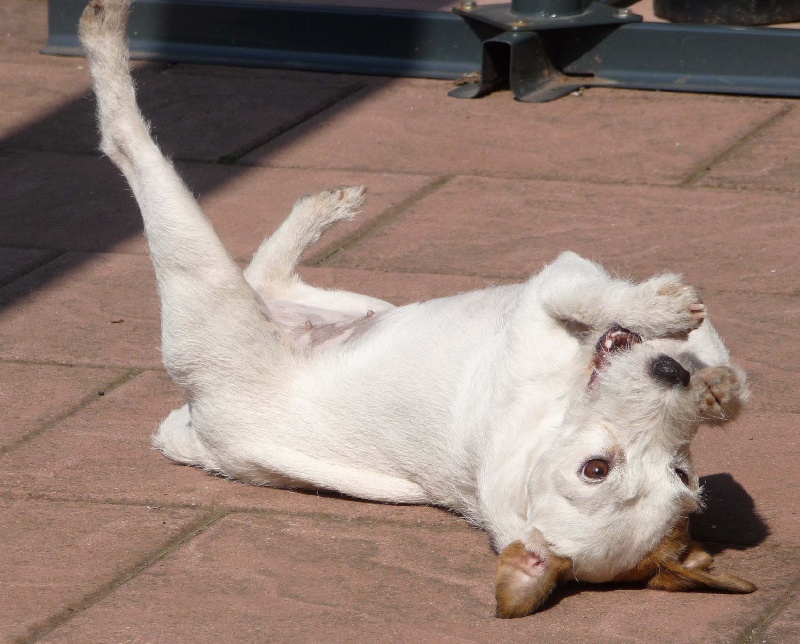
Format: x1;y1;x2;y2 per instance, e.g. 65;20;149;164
305;320;314;331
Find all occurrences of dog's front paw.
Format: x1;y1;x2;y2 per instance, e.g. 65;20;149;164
695;366;746;423
631;275;705;339
656;279;707;328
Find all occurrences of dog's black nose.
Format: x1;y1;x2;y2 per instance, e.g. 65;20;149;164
650;355;691;387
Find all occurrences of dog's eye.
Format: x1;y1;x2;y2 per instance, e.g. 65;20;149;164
675;468;690;486
582;459;611;481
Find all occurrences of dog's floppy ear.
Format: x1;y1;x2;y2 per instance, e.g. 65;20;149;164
615;519;757;595
647;560;757;594
495;537;572;618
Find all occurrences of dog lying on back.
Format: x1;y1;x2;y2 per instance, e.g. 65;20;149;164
80;0;756;617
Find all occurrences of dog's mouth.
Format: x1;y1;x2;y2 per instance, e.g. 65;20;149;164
588;326;642;387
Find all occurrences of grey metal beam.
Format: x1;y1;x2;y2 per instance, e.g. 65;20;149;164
563;22;800;97
45;0;800;100
45;0;483;79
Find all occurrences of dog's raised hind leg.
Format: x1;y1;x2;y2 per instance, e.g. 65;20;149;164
80;0;287;391
243;187;395;323
244;187;366;292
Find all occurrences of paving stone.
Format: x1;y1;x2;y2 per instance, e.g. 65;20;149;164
0;62;94;149
0;498;205;642
699;104;800;192
0;252;162;367
41;512;798;643
323;177;800;289
242;80;787;185
0;362;126;452
0;245;53;287
0;149;436;258
728;356;800;417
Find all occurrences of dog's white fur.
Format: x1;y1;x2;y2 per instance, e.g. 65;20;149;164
80;0;750;603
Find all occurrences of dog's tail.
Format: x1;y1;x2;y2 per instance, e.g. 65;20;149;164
152;404;211;467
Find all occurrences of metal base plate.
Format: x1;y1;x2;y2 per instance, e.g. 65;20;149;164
453;1;641;31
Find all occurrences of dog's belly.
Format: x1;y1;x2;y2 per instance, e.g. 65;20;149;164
158;281;584;510
264;286;580;506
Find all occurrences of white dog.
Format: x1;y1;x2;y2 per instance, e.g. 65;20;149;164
80;0;756;617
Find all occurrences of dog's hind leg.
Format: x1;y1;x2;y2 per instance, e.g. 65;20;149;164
244;187;366;291
80;0;286;391
243;188;395;324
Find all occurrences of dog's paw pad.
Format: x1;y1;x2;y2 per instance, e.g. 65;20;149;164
696;367;744;422
332;185;366;207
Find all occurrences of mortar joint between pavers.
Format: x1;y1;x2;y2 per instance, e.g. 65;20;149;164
680;102;795;188
734;574;800;644
0;368;143;459
16;507;229;644
312;174;454;267
0;249;64;291
215;81;370;165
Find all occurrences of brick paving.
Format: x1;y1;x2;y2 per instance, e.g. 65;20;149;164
1;0;798;641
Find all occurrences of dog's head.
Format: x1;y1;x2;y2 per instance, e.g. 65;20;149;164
496;326;755;618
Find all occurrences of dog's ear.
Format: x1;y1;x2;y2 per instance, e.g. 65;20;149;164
617;521;757;595
647;559;757;594
680;540;714;570
495;539;572;618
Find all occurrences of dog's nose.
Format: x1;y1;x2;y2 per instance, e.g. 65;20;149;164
650;355;691;387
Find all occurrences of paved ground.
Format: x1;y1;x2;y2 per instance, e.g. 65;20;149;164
2;0;799;641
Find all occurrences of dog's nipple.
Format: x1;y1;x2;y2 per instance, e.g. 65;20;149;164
304;320;314;331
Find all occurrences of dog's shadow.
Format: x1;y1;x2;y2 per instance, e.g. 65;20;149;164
690;472;770;553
